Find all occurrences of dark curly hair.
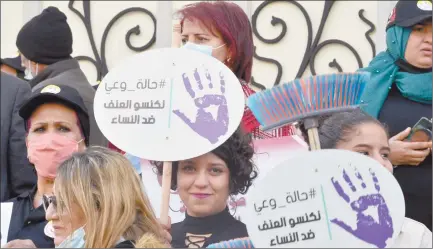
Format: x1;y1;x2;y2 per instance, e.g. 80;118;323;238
299;109;388;149
151;126;258;195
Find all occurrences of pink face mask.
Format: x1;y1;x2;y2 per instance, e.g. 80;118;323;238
27;133;83;179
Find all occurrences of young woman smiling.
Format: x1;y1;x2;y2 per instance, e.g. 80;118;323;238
153;127;257;248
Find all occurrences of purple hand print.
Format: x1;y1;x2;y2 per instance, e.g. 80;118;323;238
173;68;229;144
331;169;393;248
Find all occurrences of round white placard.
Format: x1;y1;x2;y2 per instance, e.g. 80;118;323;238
244;149;405;248
94;48;245;161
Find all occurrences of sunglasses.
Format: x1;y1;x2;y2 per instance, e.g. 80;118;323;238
42;195;57;211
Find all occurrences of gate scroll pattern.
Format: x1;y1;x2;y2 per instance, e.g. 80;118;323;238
68;0;157;82
250;0;376;90
68;1;375;90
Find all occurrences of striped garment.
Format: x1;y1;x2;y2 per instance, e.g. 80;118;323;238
240;81;296;139
207;237;254;248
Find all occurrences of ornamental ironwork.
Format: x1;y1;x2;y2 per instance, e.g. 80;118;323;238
68;0;157;82
69;0;375;90
250;0;376;90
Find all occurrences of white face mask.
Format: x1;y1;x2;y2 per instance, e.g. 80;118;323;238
182;42;226;56
24;60;38;80
24;69;33;80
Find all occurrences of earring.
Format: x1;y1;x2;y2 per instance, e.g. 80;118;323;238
225;57;232;66
228;195;238;216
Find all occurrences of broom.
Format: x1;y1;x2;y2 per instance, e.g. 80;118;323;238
246;73;369;150
207;238;254;248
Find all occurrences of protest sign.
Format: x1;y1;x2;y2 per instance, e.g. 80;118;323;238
243;149;405;248
140;135;308;221
1;202;13;246
94;48;245;162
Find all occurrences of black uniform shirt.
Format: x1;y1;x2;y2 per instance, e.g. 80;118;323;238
6;186;54;248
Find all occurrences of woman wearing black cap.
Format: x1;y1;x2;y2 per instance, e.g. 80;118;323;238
3;84;89;248
358;0;432;230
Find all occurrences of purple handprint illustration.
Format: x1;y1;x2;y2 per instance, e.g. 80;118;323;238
331;169;393;248
173;68;229;144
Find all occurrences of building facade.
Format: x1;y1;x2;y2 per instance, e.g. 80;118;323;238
2;0;397;89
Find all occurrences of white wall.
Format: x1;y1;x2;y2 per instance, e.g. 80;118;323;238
1;1;24;59
1;1;398;88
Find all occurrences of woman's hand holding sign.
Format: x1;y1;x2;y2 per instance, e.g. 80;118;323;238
331;169;393;248
173;67;229;144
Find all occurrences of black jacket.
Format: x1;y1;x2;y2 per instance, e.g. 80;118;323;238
379;84;432;230
0;73;36;201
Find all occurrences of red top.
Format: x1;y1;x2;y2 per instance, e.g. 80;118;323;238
108;142;125;154
240;82;296;139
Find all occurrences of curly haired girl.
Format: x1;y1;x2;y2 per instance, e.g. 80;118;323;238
152;126;257;248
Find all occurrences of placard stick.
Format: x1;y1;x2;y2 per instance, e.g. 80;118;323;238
172;20;182;48
160;19;182;225
160;161;172;225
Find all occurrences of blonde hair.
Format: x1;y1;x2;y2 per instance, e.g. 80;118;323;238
135;233;170;248
55;146;164;248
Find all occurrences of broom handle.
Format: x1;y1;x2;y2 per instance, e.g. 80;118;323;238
314;128;321;149
160;161;172;225
304;118;321;150
308;128;321;150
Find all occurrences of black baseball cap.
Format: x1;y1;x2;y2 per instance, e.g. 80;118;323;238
387;0;432;30
0;56;25;73
19;84;90;146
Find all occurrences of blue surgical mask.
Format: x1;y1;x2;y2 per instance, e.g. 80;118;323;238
124;153;142;175
56;226;85;248
56;225;125;248
182;42;226;56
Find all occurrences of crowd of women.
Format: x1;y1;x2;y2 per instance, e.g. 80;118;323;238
2;0;432;248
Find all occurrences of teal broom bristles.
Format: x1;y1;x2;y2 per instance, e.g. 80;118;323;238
246;72;369;131
207;237;254;248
